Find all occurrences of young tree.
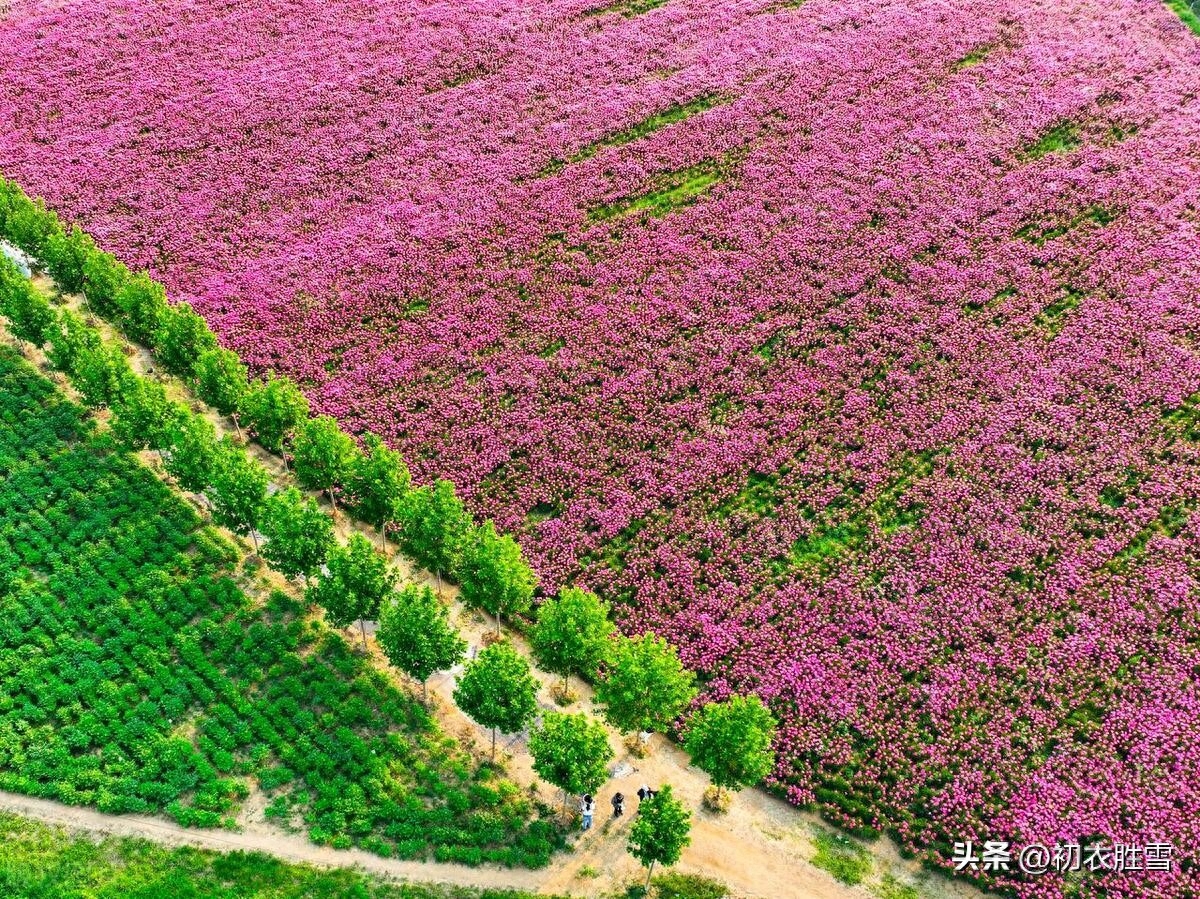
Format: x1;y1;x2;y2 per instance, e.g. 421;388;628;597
42;224;95;294
453;641;539;761
154;300;218;378
627;785;692;889
241;372;309;459
45;308;100;376
0;266;54;347
528;710;613;812
194;347;249;438
164;414;219;497
110;377;186;454
0;256;48;337
292;414;360;514
307;533;395;650
114;271;168;346
81;248;130;319
376;583;465;701
351;432;410;552
458;520;536;635
594;632;697;751
683;695;777;804
260;487;334;585
530;587;615;694
397;479;473;588
206;437;270;552
73;341;133;409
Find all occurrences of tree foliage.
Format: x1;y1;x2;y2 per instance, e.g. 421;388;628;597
683;695;777;797
293;414;360;512
594;632;697;740
194;347;248;422
528;710;613;800
530;587;614;689
376;583;465;698
73;341;133;409
458;520;537;634
241;373;309;456
453;641;539;760
627;784;692;887
206;437;269;548
110;377;184;452
164;413;219;495
351;432;410;546
114;271;168;346
260;486;334;582
307;533;395;645
154;301;218;379
397;479;473;579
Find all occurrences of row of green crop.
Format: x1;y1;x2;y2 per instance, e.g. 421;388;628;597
0;343;562;863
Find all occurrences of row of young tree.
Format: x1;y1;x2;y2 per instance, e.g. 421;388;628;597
0;180;778;885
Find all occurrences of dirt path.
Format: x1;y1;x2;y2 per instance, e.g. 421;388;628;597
8;275;986;899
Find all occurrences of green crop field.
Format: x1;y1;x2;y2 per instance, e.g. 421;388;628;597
0;345;559;865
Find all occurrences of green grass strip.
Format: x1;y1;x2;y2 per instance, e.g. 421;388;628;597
542;93;727;175
1164;0;1200;34
587;162;723;222
584;0;668;18
1021;120;1083;159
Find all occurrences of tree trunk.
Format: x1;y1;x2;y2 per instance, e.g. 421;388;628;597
359;619;368;652
250;529;259;554
329;488;338;516
645;861;656;890
491;728;497;762
422;679;428;703
378;521;388;554
232;413;243;441
495;612;502;637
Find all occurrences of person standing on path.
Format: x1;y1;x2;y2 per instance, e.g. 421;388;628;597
580;794;595;830
612;791;624;818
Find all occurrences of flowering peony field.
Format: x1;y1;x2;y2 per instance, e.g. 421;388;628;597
3;0;1200;894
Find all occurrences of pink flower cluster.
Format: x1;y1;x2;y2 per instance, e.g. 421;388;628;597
3;0;1200;894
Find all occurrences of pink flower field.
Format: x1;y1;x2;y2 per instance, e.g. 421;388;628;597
3;0;1200;894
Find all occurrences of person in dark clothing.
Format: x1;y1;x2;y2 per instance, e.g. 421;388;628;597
612;791;625;817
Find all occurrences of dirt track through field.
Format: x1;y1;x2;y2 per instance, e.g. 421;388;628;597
0;275;989;899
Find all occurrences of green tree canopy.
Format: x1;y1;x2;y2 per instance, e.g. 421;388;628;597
164;414;219;495
594;632;697;745
453;641;539;761
683;695;777;800
241;373;309;457
627;784;692;888
0;260;54;346
458;520;537;635
307;533;395;649
351;433;411;550
206;437;270;551
194;347;249;435
376;583;465;701
110;377;185;453
81;247;129;318
153;301;218;379
42;224;95;294
528;710;613;807
292;414;360;513
397;479;473;583
114;271;168;346
45;308;100;376
530;587;614;691
260;487;334;583
73;341;133;409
